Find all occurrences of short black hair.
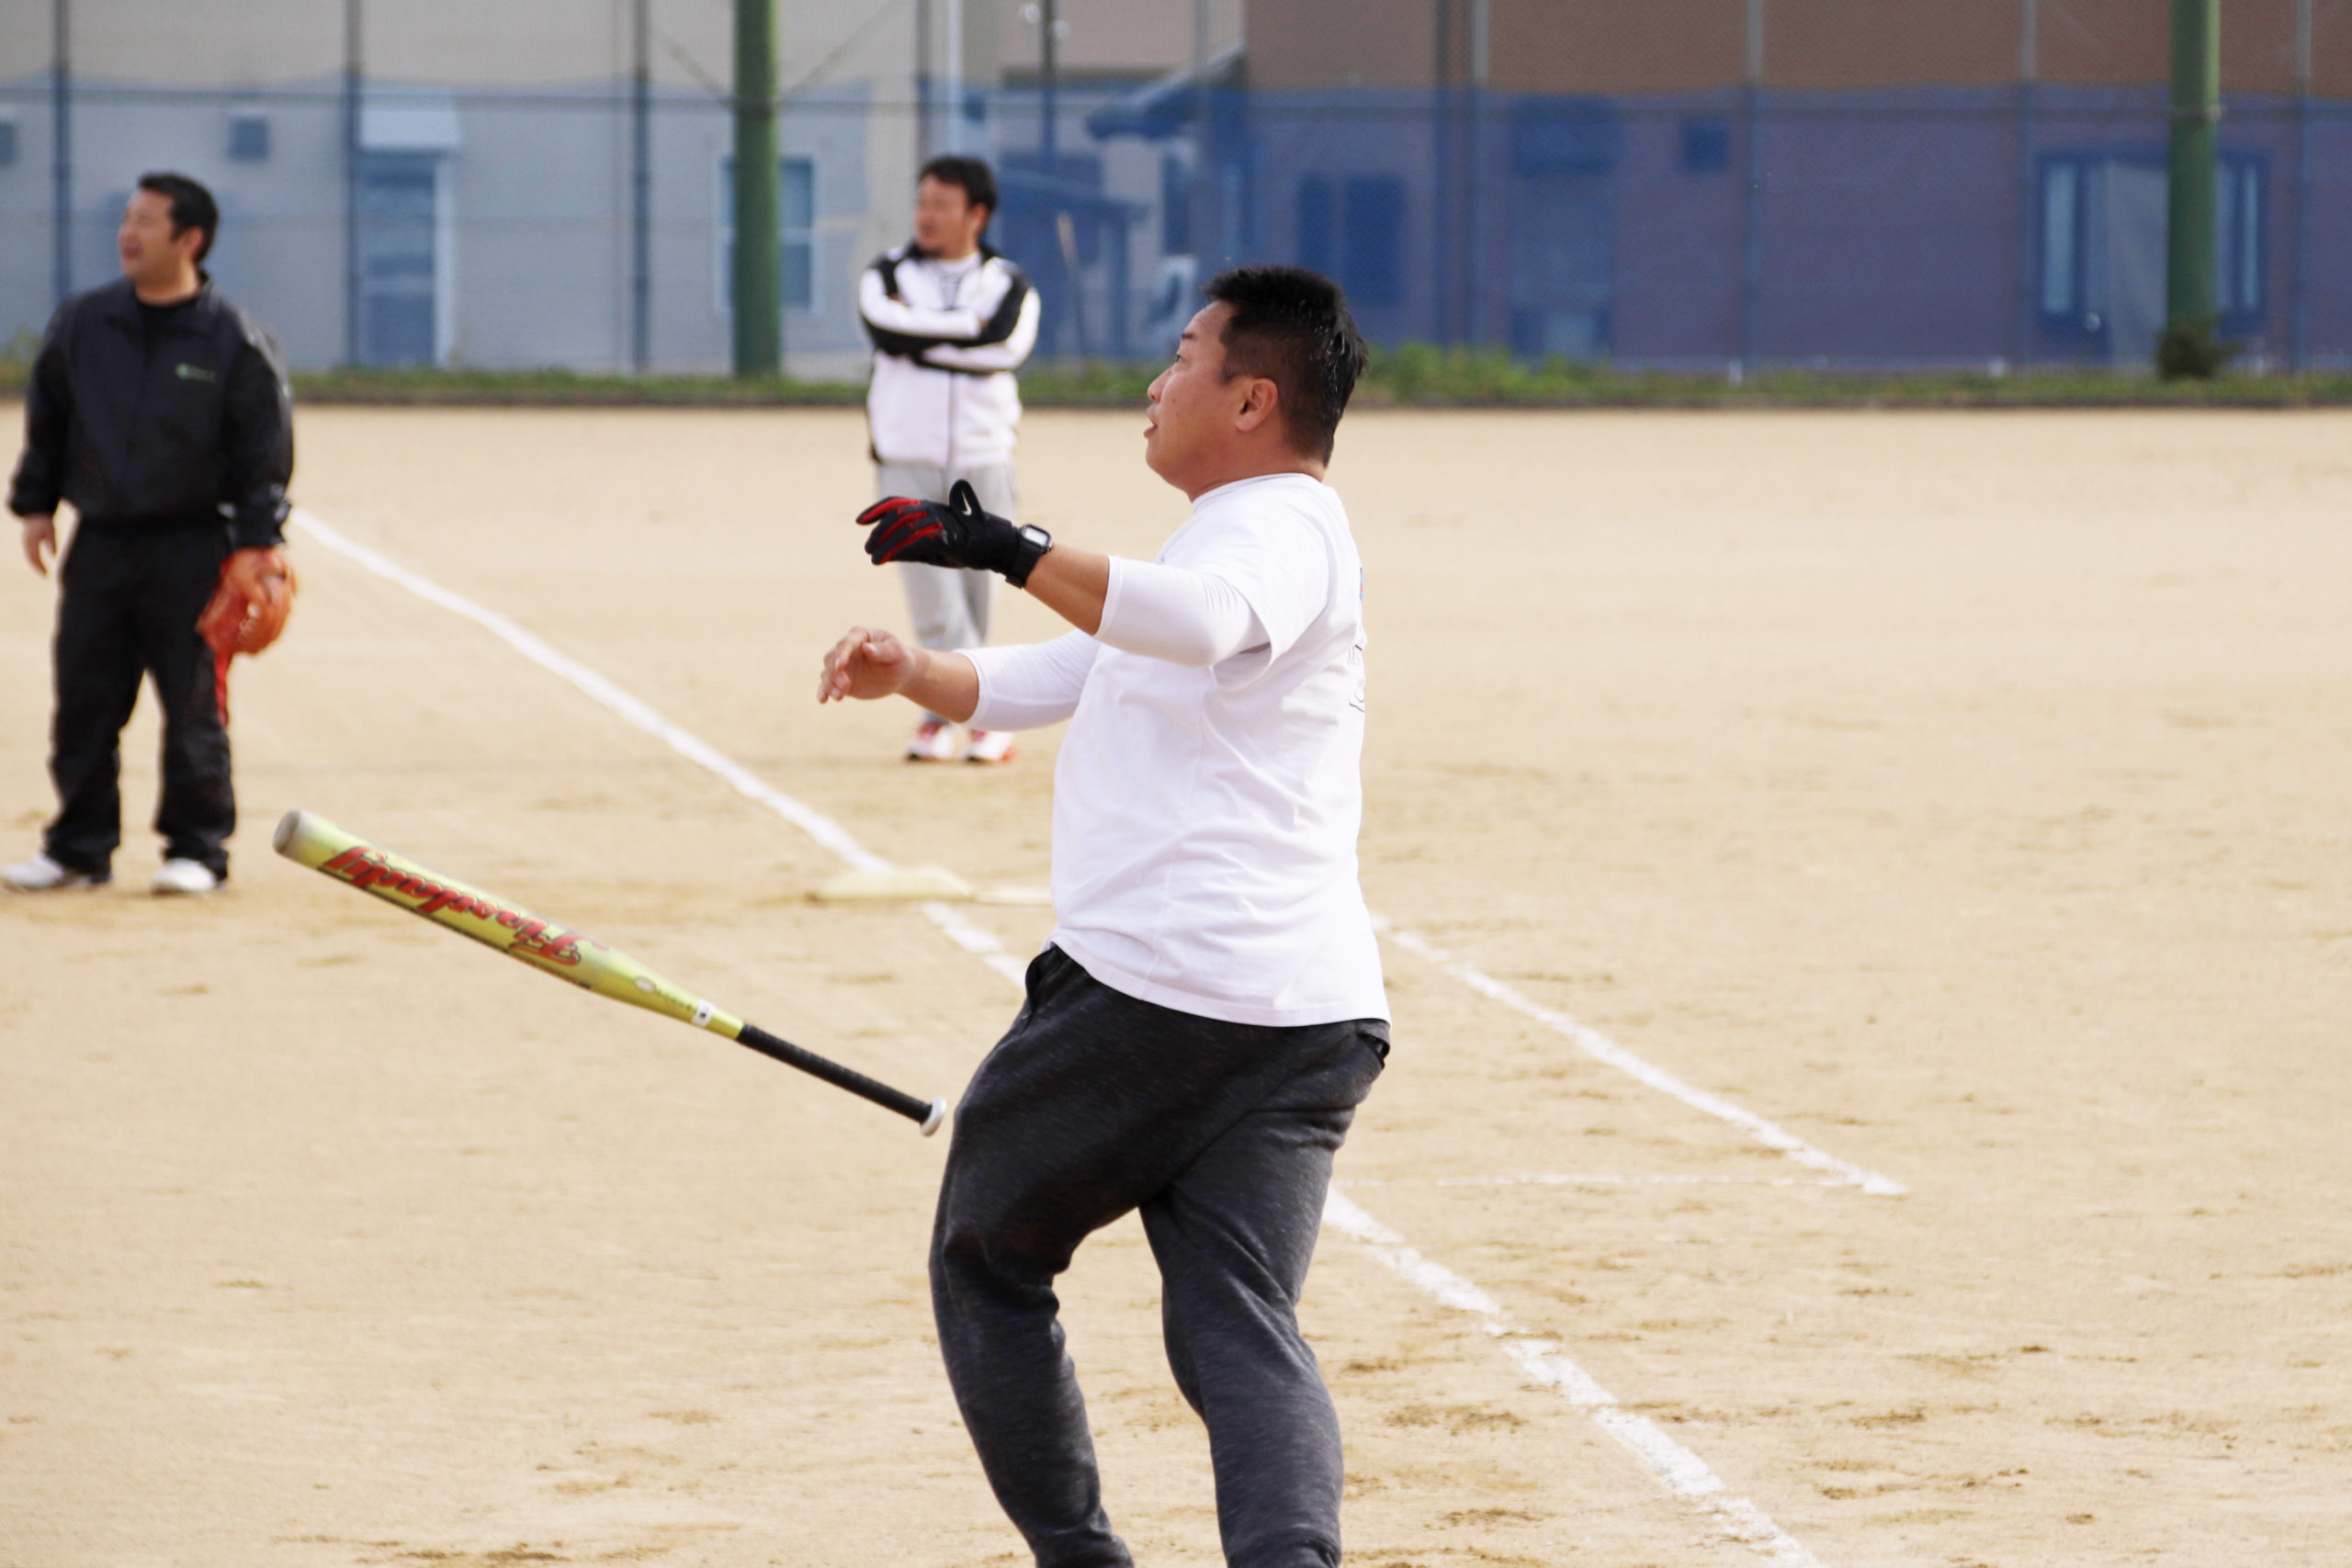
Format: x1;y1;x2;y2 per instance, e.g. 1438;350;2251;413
919;155;998;225
1203;266;1368;464
137;171;219;263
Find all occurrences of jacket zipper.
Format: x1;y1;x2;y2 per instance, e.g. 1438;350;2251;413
943;261;964;472
129;310;158;454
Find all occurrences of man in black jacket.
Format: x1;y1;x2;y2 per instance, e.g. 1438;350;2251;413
6;172;294;896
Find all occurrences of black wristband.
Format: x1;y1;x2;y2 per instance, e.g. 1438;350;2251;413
1003;524;1053;589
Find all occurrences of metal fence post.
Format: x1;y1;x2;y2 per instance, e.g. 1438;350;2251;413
51;0;70;309
1190;0;1211;275
915;0;933;162
1467;0;1489;350
2291;0;2312;371
1432;0;1455;347
2015;0;2039;369
944;0;963;155
1042;0;1059;167
344;0;363;367
631;0;652;372
1739;0;1764;376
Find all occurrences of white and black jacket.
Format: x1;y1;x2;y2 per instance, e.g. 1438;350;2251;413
859;242;1041;468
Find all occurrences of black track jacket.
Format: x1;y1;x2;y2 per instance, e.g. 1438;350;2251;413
7;276;294;548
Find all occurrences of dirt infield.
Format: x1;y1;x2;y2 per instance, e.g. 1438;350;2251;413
4;407;2348;1568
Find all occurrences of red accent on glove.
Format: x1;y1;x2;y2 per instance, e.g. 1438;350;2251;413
195;547;297;724
857;496;950;567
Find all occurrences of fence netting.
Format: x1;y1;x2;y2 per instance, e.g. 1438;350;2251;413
2;2;2346;376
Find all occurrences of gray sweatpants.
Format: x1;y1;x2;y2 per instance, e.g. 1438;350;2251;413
875;461;1018;656
932;945;1388;1568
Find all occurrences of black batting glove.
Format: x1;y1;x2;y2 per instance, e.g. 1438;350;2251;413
855;479;1051;588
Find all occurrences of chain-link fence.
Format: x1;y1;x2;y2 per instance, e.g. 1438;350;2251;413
3;0;2346;376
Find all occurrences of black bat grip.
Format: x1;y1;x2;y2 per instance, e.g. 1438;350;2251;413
735;1022;948;1135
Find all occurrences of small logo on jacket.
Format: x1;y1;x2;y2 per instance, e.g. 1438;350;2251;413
175;363;217;383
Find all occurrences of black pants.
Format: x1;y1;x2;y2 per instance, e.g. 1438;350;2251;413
44;523;233;880
932;946;1387;1568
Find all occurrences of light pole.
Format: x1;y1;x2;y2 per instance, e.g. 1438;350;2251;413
732;0;781;376
2162;0;2220;355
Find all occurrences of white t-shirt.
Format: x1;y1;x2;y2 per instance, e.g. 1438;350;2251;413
967;472;1386;1027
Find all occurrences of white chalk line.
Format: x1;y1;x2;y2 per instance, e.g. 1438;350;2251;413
1323;1191;1823;1568
292;510;1023;986
1375;924;1906;1198
294;509;1830;1567
310;504;1899;1201
1342;1173;1846;1190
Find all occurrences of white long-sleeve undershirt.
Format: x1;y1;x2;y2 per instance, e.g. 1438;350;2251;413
967;630;1100;731
1096;558;1266;668
964;559;1268;731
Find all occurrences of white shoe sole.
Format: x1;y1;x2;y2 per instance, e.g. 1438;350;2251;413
2;862;109;893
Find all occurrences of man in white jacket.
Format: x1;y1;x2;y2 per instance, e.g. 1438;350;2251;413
858;155;1042;763
823;267;1384;1568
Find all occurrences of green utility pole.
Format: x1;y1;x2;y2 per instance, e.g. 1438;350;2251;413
2164;0;2219;336
731;0;781;377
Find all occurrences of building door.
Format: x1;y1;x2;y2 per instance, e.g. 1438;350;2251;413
1507;103;1620;362
357;152;439;367
2087;162;2166;367
1510;172;1612;360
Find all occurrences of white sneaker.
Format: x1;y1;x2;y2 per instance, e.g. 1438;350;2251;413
2;852;108;892
905;719;962;762
963;728;1017;764
151;859;220;897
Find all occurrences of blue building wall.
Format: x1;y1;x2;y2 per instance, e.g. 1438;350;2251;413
1191;84;2352;370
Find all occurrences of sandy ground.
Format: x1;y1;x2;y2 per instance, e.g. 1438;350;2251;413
1;406;2347;1568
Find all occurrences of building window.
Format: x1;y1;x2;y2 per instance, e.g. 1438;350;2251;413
1512;101;1621;177
717;154;818;313
1161;152;1192;255
229;113;270;163
2040;160;2080;318
2217;156;2264;321
1295;174;1335;276
1295;173;1404;307
0;120;17;168
1680;118;1730;175
782;155;815;310
1341;175;1407;307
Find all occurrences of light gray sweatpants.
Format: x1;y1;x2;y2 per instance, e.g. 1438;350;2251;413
876;461;1019;659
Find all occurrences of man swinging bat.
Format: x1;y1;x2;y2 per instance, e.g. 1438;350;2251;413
820;266;1386;1568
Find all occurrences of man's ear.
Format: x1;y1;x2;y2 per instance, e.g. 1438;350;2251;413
1232;376;1282;436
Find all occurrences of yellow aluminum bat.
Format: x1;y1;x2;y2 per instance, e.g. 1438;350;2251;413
274;809;945;1134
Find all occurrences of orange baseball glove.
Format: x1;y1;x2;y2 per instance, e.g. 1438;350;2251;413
197;546;297;723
